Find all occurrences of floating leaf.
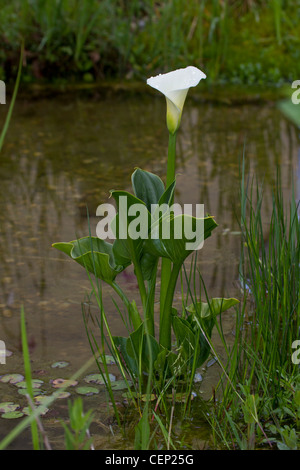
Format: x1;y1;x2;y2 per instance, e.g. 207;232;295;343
53;237;125;284
75;386;99;396
166;392;194;403
84;373;115;385
1;411;24;419
22;406;49;416
34;395;51;405
98;355;116;365
51;361;70;369
16;379;44;389
51;378;78;389
0;402;19;413
122;391;155;402
18;388;41;397
53;391;71;399
141;394;156;402
0;374;24;384
111;379;132;391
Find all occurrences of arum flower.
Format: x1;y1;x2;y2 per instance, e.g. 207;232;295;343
147;66;206;134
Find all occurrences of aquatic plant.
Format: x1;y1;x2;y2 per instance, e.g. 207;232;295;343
52;66;239;415
205;159;300;450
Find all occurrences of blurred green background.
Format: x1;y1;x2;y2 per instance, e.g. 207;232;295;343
1;0;300;86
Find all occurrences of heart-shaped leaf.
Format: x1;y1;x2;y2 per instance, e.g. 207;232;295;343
131;168;165;212
186;298;239;318
112;173;177;280
53;237;126;284
145;214;218;264
110;190;149;267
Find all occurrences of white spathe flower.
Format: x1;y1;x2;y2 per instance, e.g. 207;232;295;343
147;66;206;134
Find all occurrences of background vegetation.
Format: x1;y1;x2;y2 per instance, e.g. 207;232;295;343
1;0;300;86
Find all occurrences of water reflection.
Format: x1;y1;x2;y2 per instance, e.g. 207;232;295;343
0;91;298;370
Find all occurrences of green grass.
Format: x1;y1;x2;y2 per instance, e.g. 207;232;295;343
206;162;300;450
20;305;40;450
0;0;299;85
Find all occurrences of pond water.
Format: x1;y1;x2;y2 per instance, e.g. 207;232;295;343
0;86;299;449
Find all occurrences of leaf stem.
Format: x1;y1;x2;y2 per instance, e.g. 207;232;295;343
159;262;181;350
160;132;177;332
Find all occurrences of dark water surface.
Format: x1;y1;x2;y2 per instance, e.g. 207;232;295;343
0;88;299;449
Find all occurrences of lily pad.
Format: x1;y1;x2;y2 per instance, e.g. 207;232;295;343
122;391;156;402
51;361;70;369
52;391;71;399
0;402;20;413
22;406;49;416
34;395;51;405
1;411;24;419
98;355;116;365
16;379;44;389
18;388;42;397
84;373;115;385
166;392;194;403
75;386;99;396
0;374;24;384
51;378;78;389
111;379;132;391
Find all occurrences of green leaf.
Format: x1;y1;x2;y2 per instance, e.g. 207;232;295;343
129;300;143;330
242;394;259;424
110;190;149;266
134;409;150;450
139;251;158;281
278;99;300;127
172;316;196;360
53;237;125;283
113;336;139;376
75;386;99;396
158;180;176;206
126;323;160;373
0;402;20;413
179;298;239;369
1;411;24;419
186;298;239;318
0;374;24;384
139;178;177;280
145;214;217;264
131;168;165;212
112;174;177;280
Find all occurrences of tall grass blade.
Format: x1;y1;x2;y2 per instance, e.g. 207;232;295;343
0;42;23;153
20;305;40;450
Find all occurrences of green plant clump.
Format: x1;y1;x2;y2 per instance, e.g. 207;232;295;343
0;0;299;85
